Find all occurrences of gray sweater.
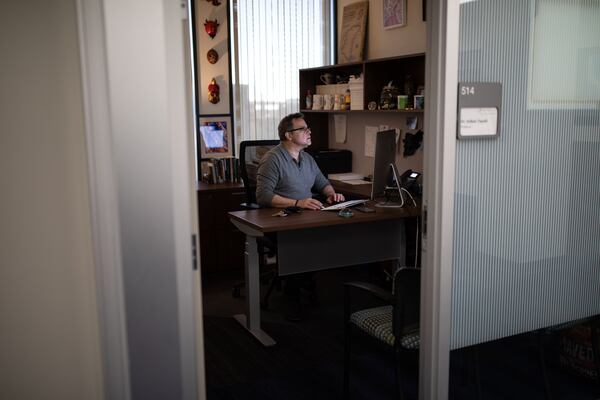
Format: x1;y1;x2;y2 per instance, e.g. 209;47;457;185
256;144;329;207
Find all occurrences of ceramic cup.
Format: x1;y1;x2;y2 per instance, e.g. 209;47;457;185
414;95;425;110
320;73;335;85
323;94;333;110
312;94;324;110
397;95;408;110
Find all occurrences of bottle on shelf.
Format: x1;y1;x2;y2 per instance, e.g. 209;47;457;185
344;89;351;109
305;89;312;110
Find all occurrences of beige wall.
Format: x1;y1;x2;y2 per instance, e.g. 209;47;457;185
334;0;426;176
0;1;104;399
328;112;424;177
337;0;427;59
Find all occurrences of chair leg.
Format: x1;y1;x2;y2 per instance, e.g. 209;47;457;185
344;322;351;399
261;275;279;310
394;347;406;400
344;285;351;399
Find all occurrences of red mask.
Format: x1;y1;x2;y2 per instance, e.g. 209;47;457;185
204;19;219;39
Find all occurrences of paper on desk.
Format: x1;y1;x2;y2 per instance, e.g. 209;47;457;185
329;172;364;181
364;126;378;157
334;114;347;143
344;179;371;185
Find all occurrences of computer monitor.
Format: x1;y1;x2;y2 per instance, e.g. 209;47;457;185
371;129;401;201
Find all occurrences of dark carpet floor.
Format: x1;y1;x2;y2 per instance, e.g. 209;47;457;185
202;267;599;400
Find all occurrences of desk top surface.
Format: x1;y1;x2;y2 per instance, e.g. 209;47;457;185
228;200;420;233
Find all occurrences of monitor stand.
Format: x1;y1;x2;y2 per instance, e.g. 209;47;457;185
374;190;405;208
374;163;405;208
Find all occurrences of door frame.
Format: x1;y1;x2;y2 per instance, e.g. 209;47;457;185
420;0;460;398
76;0;205;398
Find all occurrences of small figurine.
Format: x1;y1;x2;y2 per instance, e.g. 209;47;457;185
333;93;341;110
379;81;399;110
344;89;351;108
208;78;220;104
305;90;312;110
204;19;219;39
207;49;219;64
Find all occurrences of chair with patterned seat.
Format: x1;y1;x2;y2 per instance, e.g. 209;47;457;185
343;266;421;400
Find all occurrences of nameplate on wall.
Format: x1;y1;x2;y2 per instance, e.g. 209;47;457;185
457;83;502;139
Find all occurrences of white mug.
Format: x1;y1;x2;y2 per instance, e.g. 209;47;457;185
312;94;324;110
323;94;333;110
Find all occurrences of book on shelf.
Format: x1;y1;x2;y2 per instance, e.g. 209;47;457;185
200;157;240;184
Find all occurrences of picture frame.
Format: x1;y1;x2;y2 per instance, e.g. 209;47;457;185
383;0;407;30
198;116;232;159
338;1;369;63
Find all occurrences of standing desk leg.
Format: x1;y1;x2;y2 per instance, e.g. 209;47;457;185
233;235;276;346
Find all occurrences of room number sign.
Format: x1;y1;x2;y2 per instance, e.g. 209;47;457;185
457;82;502;139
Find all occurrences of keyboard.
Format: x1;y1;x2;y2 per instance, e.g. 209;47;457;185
320;199;368;211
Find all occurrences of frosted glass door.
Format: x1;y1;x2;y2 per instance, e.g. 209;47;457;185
451;0;600;349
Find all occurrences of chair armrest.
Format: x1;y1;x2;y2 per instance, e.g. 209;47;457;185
344;281;393;303
240;202;260;210
344;281;392;321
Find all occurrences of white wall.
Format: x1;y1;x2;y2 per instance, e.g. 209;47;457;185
334;0;427;176
338;0;427;59
0;1;104;399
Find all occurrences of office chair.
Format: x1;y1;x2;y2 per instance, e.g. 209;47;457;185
343;266;481;400
343;266;421;400
231;140;281;309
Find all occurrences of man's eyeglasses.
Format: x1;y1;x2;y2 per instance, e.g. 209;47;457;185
288;126;311;134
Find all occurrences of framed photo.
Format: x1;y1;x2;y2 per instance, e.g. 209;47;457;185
383;0;407;29
338;1;369;63
198;116;232;159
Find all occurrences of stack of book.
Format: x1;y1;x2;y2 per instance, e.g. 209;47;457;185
349;75;364;110
200;157;240;184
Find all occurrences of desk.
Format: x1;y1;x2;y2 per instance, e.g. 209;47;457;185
228;201;420;346
197;182;245;274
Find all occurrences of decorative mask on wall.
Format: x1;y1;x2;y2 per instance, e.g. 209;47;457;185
207;49;219;64
206;0;221;5
208;78;220;104
204;19;219;39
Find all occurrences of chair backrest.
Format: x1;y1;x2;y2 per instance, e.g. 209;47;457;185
392;267;421;339
239;140;279;205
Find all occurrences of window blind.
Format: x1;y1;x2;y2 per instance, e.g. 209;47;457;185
231;0;333;147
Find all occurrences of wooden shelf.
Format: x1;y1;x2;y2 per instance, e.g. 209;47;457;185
300;109;424;114
298;54;426;151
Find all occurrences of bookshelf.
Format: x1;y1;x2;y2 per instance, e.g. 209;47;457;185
299;54;426;152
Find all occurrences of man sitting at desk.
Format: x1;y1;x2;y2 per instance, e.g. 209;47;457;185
255;112;344;320
256;112;344;209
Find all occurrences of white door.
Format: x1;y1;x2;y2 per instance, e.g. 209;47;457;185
78;0;205;398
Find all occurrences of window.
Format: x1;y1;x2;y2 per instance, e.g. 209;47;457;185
527;0;600;109
231;0;334;146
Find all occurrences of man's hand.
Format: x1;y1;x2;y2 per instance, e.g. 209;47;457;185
326;192;345;204
297;198;324;210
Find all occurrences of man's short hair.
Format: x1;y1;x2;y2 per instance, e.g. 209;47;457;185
278;112;304;141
